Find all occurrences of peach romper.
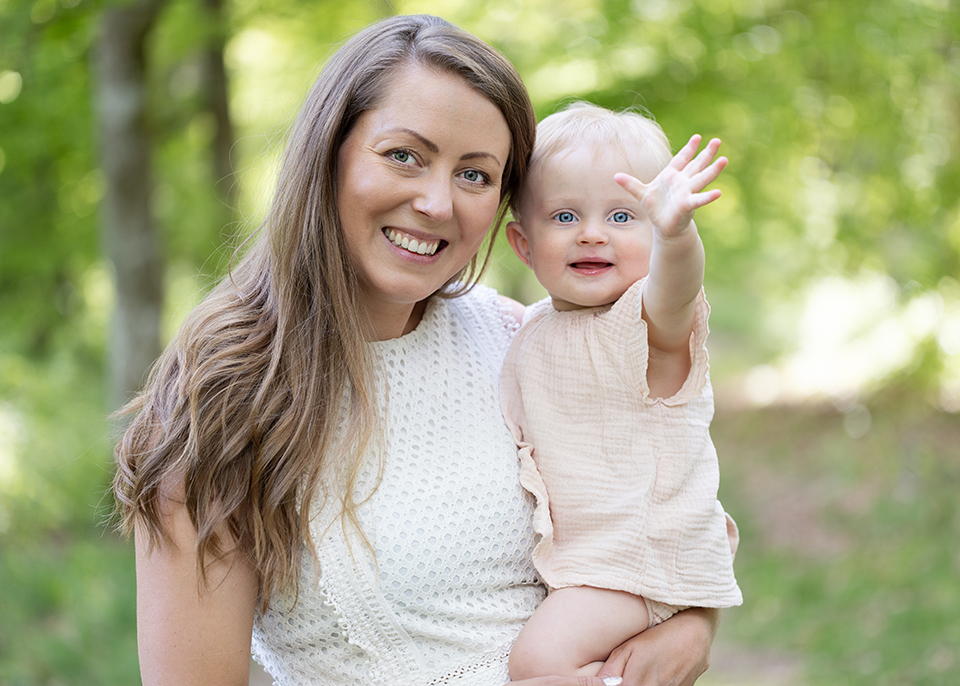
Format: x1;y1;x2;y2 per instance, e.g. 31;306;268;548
500;278;742;613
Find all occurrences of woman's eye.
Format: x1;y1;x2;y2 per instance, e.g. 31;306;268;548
390;150;413;164
554;211;576;224
611;211;631;223
461;169;488;184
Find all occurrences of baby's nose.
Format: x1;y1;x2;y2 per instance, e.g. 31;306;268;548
577;221;608;244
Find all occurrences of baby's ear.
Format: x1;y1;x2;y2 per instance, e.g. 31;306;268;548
506;221;533;268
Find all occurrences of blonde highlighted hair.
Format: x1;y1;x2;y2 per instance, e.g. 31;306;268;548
512;101;672;219
113;14;535;611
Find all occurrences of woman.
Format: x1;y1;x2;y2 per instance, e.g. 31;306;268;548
114;14;723;686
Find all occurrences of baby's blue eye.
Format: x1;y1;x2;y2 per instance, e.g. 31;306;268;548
612;211;631;223
555;211;576;224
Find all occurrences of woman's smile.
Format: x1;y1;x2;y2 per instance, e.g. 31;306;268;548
383;228;444;257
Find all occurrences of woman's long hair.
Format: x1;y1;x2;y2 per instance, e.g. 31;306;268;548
113;14;535;610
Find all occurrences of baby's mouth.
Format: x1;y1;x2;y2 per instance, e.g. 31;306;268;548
570;261;612;270
384;228;443;256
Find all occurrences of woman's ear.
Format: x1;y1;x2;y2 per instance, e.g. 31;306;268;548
506;221;533;268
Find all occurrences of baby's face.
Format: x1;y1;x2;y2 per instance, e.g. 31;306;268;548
512;144;656;311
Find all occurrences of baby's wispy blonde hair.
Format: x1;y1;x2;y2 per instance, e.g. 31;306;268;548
513;102;673;219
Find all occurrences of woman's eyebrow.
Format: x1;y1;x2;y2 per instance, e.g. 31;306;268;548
389;127;502;165
391;127;439;153
461;151;502;165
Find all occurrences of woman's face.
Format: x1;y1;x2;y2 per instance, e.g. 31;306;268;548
337;63;512;338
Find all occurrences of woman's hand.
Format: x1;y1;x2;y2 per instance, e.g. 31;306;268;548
507;676;624;686
595;607;719;686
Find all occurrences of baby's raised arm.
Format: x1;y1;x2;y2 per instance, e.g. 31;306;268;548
614;135;726;356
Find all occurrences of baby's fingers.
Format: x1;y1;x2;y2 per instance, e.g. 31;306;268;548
689;187;723;210
613;172;647;201
683;137;724;177
690;154;728;193
668;134;705;171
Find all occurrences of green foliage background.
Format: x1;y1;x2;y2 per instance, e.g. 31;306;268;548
0;0;958;683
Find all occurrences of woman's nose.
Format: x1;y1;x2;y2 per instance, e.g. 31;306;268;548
411;174;454;223
577;220;608;245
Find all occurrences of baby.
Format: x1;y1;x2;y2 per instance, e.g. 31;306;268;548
500;103;742;679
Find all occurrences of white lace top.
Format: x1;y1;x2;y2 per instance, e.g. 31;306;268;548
251;285;544;686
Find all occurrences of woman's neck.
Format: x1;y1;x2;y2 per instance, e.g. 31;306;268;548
363;299;428;341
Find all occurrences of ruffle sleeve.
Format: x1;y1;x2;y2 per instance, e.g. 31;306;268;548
600;278;711;406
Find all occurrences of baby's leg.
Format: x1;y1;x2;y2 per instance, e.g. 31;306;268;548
508;586;650;680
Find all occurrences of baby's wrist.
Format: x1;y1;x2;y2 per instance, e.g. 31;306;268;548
653;220;697;241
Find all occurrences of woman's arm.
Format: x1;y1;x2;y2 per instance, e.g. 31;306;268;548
135;496;259;686
595;607;720;686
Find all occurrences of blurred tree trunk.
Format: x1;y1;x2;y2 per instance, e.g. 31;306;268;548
93;0;167;410
200;0;236;210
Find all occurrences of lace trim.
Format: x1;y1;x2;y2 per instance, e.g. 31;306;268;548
314;523;427;684
425;646;511;685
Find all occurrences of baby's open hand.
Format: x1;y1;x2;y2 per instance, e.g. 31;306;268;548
614;135;727;237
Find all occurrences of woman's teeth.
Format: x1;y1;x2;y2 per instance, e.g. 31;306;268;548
385;228;440;256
